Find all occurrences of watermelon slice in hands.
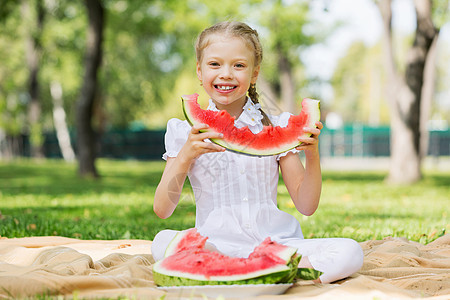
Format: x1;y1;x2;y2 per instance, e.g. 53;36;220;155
182;93;321;156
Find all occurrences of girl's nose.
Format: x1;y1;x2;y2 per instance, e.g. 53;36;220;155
219;66;233;79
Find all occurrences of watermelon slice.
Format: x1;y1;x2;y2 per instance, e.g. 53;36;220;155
182;93;321;156
164;228;207;257
152;229;301;286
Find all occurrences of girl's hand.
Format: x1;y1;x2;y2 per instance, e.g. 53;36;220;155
179;123;226;162
295;121;323;156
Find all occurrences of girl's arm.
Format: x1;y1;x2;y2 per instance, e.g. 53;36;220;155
279;122;323;216
153;124;225;219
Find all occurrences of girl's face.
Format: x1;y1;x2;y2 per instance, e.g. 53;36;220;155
197;34;260;112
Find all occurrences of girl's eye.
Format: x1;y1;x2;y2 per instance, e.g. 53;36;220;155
235;63;245;68
209;62;220;67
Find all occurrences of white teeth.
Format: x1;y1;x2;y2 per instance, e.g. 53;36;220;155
216;85;235;91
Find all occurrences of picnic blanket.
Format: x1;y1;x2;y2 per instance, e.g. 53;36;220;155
0;234;449;299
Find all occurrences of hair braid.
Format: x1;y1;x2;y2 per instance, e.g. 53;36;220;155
248;83;273;126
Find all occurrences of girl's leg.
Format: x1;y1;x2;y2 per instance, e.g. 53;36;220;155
288;238;364;283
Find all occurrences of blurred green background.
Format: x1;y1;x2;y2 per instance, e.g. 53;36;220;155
1;0;449;140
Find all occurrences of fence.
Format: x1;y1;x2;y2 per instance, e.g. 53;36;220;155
3;125;450;160
43;129;166;160
320;125;450;157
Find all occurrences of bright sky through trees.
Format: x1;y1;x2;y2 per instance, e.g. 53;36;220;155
302;0;450;107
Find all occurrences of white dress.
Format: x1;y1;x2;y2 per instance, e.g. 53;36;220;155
152;99;364;283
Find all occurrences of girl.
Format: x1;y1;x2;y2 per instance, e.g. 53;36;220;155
152;21;363;284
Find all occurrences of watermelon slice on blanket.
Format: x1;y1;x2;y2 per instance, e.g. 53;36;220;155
164;228;208;257
152;229;302;286
182;93;320;156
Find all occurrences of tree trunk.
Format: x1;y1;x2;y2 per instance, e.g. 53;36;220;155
50;81;75;162
277;46;297;114
76;0;104;177
22;0;45;158
420;33;439;159
378;0;438;184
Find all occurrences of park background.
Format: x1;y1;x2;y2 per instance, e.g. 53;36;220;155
0;0;449;245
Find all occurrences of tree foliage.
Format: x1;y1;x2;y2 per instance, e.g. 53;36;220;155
0;0;333;163
0;5;27;137
332;41;391;125
256;0;321;113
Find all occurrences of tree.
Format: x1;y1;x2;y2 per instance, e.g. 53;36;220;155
50;81;75;162
22;0;45;158
0;2;27;158
1;1;85;159
76;0;104;177
257;0;317;114
1;0;331;164
331;41;390;125
378;0;440;184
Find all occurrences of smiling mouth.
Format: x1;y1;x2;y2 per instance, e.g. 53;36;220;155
215;85;237;91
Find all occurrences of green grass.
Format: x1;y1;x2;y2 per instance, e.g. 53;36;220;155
279;171;449;243
0;159;448;244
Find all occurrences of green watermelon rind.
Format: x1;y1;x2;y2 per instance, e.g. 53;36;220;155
153;254;301;287
153;261;290;282
164;230;186;258
152;228;321;287
153;269;290;286
296;267;323;281
181;94;321;157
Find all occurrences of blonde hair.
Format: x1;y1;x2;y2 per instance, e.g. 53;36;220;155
195;21;273;126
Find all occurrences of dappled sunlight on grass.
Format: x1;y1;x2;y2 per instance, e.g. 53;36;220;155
1;159;448;244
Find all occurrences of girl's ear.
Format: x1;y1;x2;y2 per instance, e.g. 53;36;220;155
251;65;260;84
196;62;202;81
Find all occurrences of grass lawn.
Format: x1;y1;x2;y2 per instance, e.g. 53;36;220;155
0;159;448;244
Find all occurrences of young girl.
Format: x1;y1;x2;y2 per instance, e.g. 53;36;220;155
152;21;363;284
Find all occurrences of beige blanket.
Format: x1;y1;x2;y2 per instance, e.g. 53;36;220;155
0;234;449;299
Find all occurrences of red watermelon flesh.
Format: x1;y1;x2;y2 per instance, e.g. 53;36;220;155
152;229;300;286
164;228;207;257
161;245;286;278
182;93;320;156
